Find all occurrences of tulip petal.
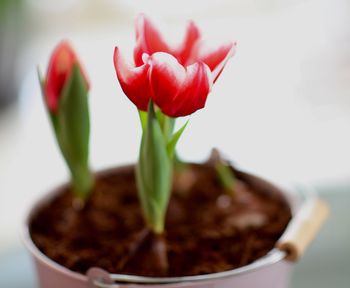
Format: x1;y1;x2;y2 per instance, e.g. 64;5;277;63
175;21;201;65
163;62;212;117
210;42;236;82
148;52;186;111
134;14;171;67
45;41;89;113
114;47;151;111
149;52;212;117
192;42;236;82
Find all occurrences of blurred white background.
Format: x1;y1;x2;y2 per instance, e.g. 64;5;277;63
0;0;349;286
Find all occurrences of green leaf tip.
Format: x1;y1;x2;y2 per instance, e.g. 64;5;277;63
167;120;188;159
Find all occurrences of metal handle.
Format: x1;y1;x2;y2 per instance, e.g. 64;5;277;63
87;268;117;288
86;249;286;287
93;282;120;288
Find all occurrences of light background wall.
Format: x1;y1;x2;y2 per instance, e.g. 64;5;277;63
0;0;349;286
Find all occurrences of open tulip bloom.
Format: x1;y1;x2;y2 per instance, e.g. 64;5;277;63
114;14;236;234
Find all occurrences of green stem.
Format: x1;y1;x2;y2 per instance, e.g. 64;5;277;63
157;111;175;141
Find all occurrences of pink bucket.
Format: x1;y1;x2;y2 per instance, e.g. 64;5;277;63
23;166;303;288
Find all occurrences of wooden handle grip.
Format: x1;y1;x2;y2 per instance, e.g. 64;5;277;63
276;198;329;262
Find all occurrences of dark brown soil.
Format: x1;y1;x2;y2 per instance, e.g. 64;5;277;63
30;164;291;277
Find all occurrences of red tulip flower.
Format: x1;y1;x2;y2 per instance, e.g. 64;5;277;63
114;14;235;118
114;16;236;234
45;41;89;113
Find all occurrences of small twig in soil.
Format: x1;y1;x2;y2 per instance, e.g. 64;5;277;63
208;148;236;196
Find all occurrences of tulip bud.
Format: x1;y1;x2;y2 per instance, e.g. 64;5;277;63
45;41;89;113
40;41;93;200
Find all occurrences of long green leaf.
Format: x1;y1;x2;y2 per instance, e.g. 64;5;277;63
56;65;93;198
136;100;172;233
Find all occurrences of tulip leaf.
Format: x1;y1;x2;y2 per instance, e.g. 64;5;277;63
167;120;188;159
56;64;93;199
136;100;172;233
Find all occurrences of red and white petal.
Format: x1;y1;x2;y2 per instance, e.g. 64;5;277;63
161;62;212;117
133;14;171;67
114;47;151;111
148;52;186;111
175;21;201;66
191;41;236;82
210;42;236;82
